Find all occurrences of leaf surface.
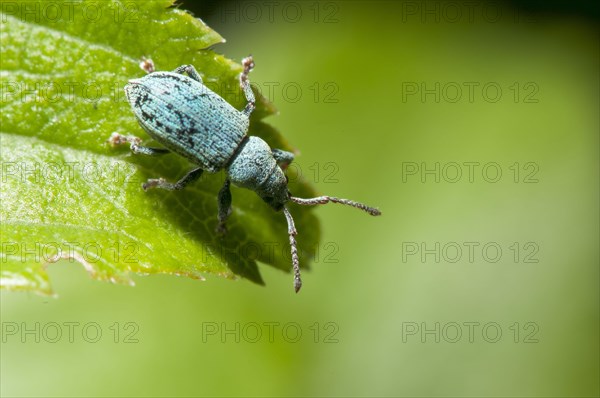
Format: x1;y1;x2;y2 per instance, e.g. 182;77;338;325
0;0;320;295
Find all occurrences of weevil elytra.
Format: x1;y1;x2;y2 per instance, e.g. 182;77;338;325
109;56;381;292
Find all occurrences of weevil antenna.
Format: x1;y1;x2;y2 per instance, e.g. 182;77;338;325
289;195;382;216
283;206;302;293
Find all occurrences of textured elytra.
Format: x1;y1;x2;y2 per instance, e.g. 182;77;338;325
125;72;248;172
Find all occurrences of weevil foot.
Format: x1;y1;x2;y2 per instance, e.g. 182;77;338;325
107;132;141;147
142;178;174;191
108;133;170;156
241;55;254;78
139;57;155;74
142;167;204;191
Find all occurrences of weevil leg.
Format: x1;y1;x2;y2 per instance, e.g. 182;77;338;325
132;146;170;156
272;149;295;170
216;179;232;235
107;133;170;156
173;65;203;83
143;167;204;191
240;56;255;117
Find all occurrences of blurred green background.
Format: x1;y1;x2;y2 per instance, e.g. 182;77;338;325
1;1;598;396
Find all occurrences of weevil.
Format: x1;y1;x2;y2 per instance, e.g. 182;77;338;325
109;56;381;292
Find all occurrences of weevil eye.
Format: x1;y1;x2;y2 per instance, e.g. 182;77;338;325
285;175;289;183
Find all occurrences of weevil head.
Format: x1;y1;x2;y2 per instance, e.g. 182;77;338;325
256;168;290;211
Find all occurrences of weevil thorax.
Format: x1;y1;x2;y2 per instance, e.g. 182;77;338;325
227;136;289;211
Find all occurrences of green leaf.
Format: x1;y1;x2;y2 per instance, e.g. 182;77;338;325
0;0;320;296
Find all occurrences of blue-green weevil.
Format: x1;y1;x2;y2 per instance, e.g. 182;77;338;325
109;56;381;292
